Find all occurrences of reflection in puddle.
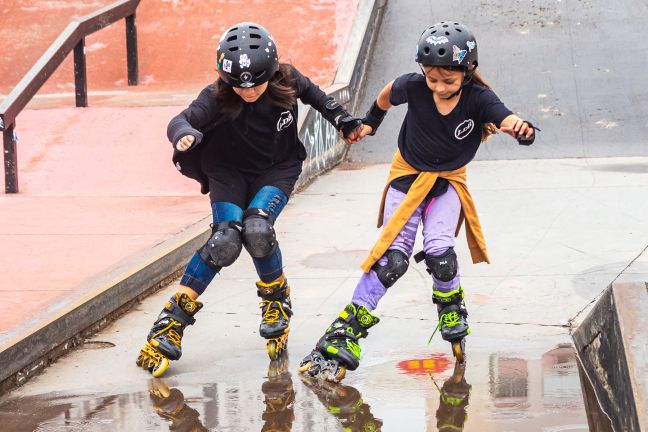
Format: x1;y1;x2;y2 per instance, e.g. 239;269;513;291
488;343;589;431
431;362;471;432
0;343;591;431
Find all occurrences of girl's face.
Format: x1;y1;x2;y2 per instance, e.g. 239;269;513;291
232;81;269;103
421;66;464;99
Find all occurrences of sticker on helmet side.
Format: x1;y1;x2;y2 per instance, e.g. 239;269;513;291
426;35;449;46
452;45;467;64
223;59;232;73
467;40;476;52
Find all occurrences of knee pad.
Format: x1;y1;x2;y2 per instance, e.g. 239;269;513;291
425;248;458;282
371;249;409;288
199;221;243;268
242;208;277;258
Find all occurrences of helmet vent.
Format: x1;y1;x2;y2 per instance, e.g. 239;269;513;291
250;33;262;39
227;35;237;42
431;30;437;34
445;31;450;35
442;24;449;28
250;25;259;29
424;47;430;54
228;46;238;52
456;28;462;32
229;27;238;32
249;44;260;49
438;48;446;55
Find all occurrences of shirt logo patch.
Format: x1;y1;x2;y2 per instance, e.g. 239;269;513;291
454;119;475;140
277;111;294;131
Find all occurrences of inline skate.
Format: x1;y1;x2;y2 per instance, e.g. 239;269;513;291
299;303;379;382
432;287;469;363
257;276;292;360
136;292;203;377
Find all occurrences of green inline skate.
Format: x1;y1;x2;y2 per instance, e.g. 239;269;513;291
299;303;379;382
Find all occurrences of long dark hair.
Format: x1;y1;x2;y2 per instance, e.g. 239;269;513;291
212;63;297;120
438;67;497;142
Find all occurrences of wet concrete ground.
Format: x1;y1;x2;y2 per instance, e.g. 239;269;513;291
2;158;647;430
0;325;586;431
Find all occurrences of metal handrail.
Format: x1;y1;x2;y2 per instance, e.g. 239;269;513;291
0;0;141;193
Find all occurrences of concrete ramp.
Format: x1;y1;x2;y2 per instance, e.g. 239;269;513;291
347;0;648;164
572;281;648;431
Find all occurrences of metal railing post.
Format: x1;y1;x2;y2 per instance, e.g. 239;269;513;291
73;38;88;107
126;13;138;85
3;122;18;193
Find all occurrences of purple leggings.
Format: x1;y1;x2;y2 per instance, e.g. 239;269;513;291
351;185;462;310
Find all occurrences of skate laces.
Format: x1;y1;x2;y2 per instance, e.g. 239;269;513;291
154;320;183;347
261;300;289;323
427;311;460;345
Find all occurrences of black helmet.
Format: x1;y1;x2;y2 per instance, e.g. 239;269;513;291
415;22;478;71
216;22;279;88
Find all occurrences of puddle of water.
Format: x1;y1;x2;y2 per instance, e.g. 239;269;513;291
0;343;595;431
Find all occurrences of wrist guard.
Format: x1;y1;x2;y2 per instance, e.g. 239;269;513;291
517;121;541;146
324;98;361;138
362;100;387;136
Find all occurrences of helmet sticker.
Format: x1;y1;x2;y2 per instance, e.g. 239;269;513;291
454;119;474;140
240;71;252;83
222;59;232;73
239;53;251;68
452;45;467;64
467;40;476;52
426;35;449;46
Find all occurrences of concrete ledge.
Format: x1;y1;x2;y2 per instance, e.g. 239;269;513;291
0;218;211;394
572;281;648;432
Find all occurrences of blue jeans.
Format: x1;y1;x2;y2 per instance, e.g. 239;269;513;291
180;186;289;294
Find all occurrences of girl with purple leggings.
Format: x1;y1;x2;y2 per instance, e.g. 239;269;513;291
300;21;538;382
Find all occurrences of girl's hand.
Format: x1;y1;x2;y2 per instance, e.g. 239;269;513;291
175;135;195;151
343;124;373;145
500;119;535;141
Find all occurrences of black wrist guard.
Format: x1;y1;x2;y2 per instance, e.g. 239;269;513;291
338;115;363;138
324;98;362;138
517;121;541;146
362;100;387;136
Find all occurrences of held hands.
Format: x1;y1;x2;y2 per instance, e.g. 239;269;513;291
175;135;195;151
343;124;373;144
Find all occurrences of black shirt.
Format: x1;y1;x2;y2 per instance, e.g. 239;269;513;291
167;65;343;193
390;73;513;172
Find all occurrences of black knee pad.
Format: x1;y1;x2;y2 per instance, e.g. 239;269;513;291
242;208;277;258
199;221;243;268
372;249;409;288
425;248;458;282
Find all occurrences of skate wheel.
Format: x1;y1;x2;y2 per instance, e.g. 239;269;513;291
267;340;278;361
151;357;169;378
452;339;466;363
329;365;346;383
136;354;145;367
297;361;311;374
